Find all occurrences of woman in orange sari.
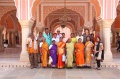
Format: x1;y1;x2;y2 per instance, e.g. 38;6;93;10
75;38;85;68
40;38;49;68
85;36;94;68
57;37;66;69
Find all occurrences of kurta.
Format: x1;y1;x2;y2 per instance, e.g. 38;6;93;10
75;43;85;66
85;41;94;65
66;42;74;67
43;32;52;46
49;44;57;67
76;36;83;42
28;40;38;53
95;42;104;60
57;41;66;68
41;42;49;67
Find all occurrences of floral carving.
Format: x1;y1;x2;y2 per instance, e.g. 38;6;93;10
43;6;85;19
0;6;16;20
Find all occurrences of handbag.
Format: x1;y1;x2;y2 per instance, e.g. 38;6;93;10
62;54;66;62
48;56;53;65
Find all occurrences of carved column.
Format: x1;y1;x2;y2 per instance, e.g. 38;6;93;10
11;32;16;47
0;27;4;51
102;20;114;62
8;32;12;47
112;31;116;47
3;27;7;42
19;32;22;45
19;20;33;62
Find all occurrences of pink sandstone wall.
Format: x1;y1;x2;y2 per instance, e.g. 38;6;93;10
14;0;119;20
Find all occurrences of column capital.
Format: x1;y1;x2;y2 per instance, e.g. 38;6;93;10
103;19;114;28
97;19;115;28
19;20;34;28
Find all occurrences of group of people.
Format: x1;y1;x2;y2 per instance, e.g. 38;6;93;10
27;28;104;70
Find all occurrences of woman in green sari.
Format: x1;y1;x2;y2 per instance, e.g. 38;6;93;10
66;38;74;68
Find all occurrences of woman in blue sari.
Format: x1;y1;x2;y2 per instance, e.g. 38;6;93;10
49;40;57;67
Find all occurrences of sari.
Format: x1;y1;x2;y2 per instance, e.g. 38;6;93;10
41;42;49;67
49;44;57;67
71;37;77;45
75;43;85;66
71;37;77;62
66;42;74;67
57;42;66;68
85;41;94;66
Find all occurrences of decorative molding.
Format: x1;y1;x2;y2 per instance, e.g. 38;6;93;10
84;21;93;28
0;3;15;6
0;6;16;20
41;0;90;3
41;3;88;23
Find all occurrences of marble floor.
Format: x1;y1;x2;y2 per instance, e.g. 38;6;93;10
0;67;120;79
0;47;120;79
0;47;120;64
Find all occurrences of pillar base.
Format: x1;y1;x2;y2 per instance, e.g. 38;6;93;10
19;51;29;62
103;50;113;62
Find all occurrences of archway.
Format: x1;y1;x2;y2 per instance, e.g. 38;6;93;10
31;0;101;19
1;10;21;48
44;8;84;34
30;0;102;35
111;1;120;47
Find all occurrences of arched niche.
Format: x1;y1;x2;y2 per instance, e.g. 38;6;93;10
44;8;84;33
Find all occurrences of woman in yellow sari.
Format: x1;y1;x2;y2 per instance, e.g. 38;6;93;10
40;38;49;68
75;38;85;68
85;36;94;68
71;33;77;45
70;33;77;63
57;37;66;69
66;38;74;68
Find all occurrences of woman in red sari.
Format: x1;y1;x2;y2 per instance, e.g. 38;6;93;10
57;37;66;69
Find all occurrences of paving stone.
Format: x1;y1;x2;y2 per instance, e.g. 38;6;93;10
0;77;17;79
67;77;83;79
0;65;120;79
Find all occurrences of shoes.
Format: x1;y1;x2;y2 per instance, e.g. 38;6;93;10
30;66;33;69
96;67;101;70
43;66;47;68
83;66;88;68
97;68;101;70
36;66;40;69
67;67;73;69
85;66;92;69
